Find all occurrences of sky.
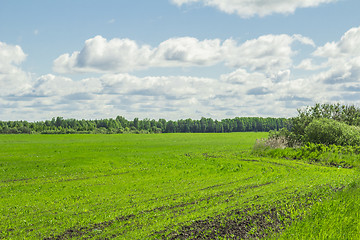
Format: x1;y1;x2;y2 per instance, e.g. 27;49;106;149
1;0;360;121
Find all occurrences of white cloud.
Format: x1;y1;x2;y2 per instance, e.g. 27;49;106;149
171;0;337;18
31;74;102;96
311;26;360;85
100;73;217;100
5;26;360;121
294;59;325;71
272;69;291;83
53;36;225;73
220;68;266;84
0;42;27;67
53;34;313;75
0;42;31;96
2;68;360;121
53;35;153;73
293;34;316;47
314;26;360;58
152;37;223;67
223;34;313;74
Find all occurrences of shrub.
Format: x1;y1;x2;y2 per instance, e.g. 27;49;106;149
253;136;288;152
304;118;360;146
268;128;301;148
290;103;360;143
253;129;300;156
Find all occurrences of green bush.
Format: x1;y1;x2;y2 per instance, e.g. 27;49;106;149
304;118;360;146
268;128;301;148
290;103;360;143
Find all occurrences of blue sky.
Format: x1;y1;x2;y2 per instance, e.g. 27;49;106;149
1;0;360;121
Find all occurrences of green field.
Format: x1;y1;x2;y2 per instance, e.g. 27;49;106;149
0;133;359;239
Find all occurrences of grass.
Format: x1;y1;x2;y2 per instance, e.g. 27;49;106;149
272;180;360;239
0;133;359;239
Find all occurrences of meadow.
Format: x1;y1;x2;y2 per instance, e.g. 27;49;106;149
0;133;359;239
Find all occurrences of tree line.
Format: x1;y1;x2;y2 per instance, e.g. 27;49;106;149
0;116;288;134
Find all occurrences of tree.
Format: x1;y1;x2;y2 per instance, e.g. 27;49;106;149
290;103;360;142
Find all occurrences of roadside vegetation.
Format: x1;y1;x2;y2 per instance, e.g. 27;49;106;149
253;103;360;239
254;104;360;166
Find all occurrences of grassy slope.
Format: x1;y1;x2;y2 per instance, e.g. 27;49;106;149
0;133;358;239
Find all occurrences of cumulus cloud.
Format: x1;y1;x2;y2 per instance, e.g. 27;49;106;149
310;26;360;85
53;35;153;73
218;66;338;115
294;59;326;71
0;42;27;67
0;42;31;96
53;34;313;75
100;73;217;101
152;37;223;67
223;34;314;74
280;26;360;109
5;26;360;121
31;74;102;96
171;0;338;18
2;68;359;121
314;26;360;58
53;36;225;73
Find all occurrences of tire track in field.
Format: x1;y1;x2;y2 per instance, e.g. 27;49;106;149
42;158;292;239
43;214;135;240
154;183;348;240
1;171;129;184
41;181;275;239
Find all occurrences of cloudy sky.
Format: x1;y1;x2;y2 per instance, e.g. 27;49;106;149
1;0;360;121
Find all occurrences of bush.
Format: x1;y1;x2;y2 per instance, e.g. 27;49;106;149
289;103;360;143
268;128;301;148
304;118;360;146
253;136;288;153
253;129;300;157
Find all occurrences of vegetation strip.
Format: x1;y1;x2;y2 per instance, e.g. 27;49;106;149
0;116;286;134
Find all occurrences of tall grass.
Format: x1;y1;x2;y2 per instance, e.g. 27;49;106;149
253;141;360;169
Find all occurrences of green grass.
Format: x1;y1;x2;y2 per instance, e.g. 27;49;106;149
0;133;359;239
253;142;360;169
272;180;360;239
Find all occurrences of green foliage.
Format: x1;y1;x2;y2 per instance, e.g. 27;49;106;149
304;118;360;146
254;103;360;169
254;142;360;168
290;103;360;143
0;116;287;134
268;128;300;148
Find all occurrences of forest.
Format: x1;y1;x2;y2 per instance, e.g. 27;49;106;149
0;116;287;134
